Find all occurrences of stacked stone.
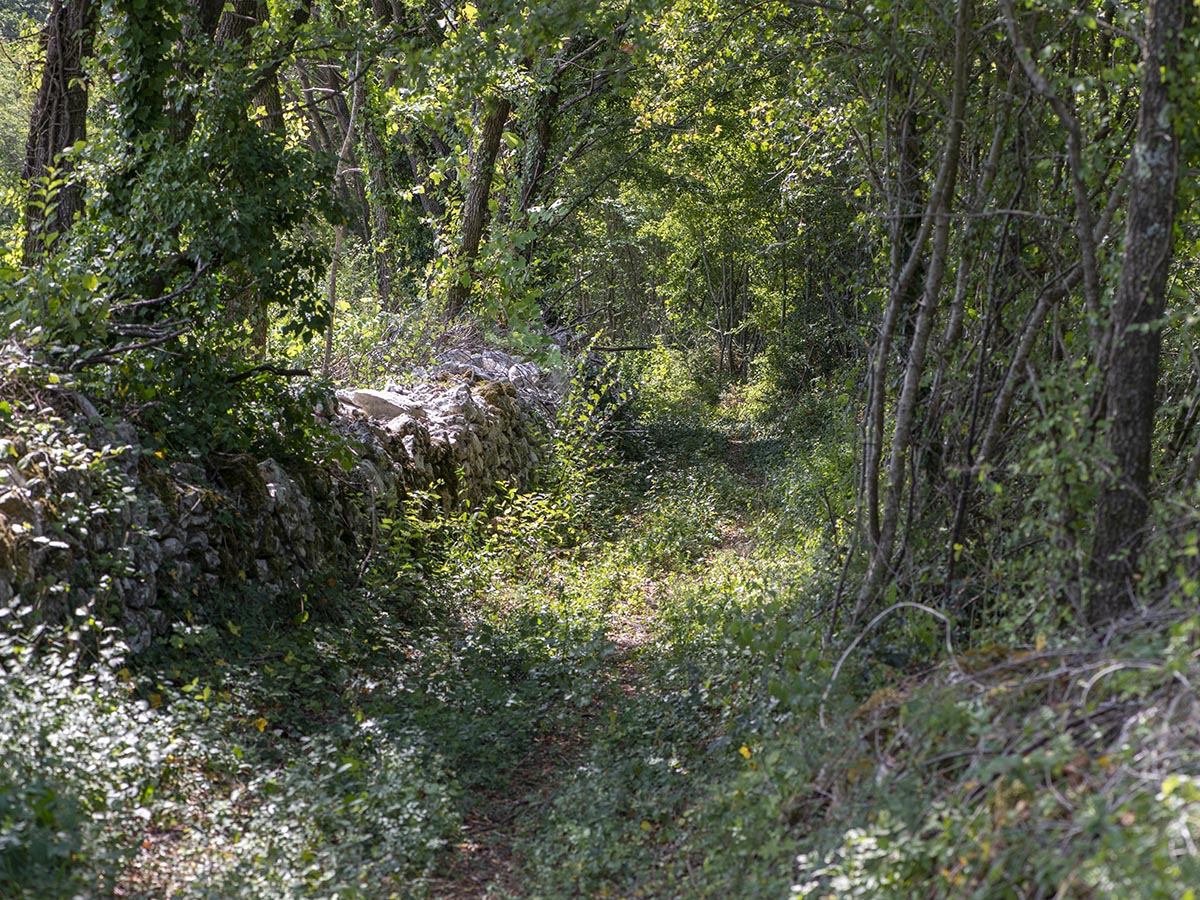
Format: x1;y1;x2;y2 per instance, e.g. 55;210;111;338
336;377;541;507
404;348;566;418
0;351;557;650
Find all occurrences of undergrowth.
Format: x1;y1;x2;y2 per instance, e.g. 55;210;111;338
3;347;1200;899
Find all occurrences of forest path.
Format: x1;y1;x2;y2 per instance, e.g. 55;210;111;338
424;548;664;900
424;425;774;899
96;411;806;900
425;626;653;900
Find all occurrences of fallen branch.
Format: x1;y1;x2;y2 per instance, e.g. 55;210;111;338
818;601;965;729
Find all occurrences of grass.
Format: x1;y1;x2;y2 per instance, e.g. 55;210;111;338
5;357;1200;899
1;360;850;899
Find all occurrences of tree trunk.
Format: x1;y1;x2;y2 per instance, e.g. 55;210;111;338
22;0;96;264
857;0;972;611
862;79;931;547
445;96;511;317
400;132;448;221
214;0;280;351
361;112;396;309
320;64;370;237
1001;0;1105;356
520;77;561;319
1088;0;1186;624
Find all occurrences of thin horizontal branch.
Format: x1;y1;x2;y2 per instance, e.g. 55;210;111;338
112;318;190;339
227;364;312;384
111;263;208;316
74;329;189;369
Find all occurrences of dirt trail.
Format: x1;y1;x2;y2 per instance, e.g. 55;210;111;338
426;619;653;899
427;433;758;898
425;726;583;899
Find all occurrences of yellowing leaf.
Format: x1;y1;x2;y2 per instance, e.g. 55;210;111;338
738;745;752;759
149;693;162;709
462;3;478;24
253;717;268;732
1035;633;1046;652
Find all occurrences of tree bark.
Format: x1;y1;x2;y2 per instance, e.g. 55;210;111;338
1088;0;1186;624
400;131;448;221
861;68;937;548
857;0;972;612
445;96;511;317
320;64;370;236
1002;0;1105;356
22;0;96;264
362;112;396;309
214;0;257;44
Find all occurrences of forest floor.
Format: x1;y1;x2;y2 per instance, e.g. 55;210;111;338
425;620;651;899
409;414;829;898
421;577;654;899
19;395;854;900
16;382;1196;900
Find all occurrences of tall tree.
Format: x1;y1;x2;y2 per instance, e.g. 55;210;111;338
445;95;511;317
1089;0;1189;623
857;0;972;611
22;0;95;264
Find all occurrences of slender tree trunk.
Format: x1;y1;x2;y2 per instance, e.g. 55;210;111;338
520;82;559;217
446;96;511;317
323;52;362;375
295;65;336;155
520;77;561;324
1088;0;1186;623
862;85;933;547
321;65;370;236
324;225;345;375
1001;0;1105;356
858;0;971;612
22;0;96;264
361;113;395;309
400;131;448;221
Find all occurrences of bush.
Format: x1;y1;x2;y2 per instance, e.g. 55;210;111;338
0;604;174;898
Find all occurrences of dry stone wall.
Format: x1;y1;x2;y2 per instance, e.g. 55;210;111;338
0;348;560;650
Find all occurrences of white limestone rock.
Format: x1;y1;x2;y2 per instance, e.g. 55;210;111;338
349;389;427;421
